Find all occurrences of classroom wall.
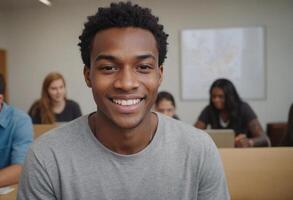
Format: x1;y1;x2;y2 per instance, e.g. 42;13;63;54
0;0;292;128
0;11;8;49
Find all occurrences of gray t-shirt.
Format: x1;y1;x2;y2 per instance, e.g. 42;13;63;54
17;113;230;200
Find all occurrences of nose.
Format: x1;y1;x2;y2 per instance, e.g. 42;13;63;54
56;88;62;94
113;67;139;91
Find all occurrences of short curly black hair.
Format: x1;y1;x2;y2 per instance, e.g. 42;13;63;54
78;1;168;68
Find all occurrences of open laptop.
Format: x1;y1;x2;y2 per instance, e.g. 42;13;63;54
204;129;235;148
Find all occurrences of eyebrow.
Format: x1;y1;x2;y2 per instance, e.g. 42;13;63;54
95;53;156;62
95;55;117;62
136;54;156;61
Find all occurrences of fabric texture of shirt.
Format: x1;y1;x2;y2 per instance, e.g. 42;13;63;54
198;102;257;137
18;113;230;200
0;103;33;168
29;99;82;124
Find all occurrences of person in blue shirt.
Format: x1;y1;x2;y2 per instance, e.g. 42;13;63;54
0;74;33;187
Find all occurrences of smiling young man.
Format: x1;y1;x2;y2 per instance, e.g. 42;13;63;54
18;2;230;200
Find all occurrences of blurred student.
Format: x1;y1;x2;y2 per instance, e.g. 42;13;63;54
0;74;33;187
155;91;179;119
281;103;293;146
194;78;270;147
28;72;81;124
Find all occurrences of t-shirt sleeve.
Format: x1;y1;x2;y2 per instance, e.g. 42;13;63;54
28;106;41;124
197;137;230;200
241;102;257;125
68;100;82;119
73;102;82;118
17;148;56;200
11;114;33;165
198;106;211;124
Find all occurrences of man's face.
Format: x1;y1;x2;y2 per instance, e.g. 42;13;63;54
84;27;163;129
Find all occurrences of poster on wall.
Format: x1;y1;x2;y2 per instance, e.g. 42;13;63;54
181;27;265;100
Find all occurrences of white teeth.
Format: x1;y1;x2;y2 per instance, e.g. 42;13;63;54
113;99;141;106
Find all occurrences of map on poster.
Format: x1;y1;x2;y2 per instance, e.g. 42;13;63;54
181;27;265;100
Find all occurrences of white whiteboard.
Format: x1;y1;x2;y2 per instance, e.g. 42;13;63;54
181;27;265;100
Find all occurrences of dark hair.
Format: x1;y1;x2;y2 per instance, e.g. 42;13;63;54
0;74;5;95
282;103;293;146
78;1;168;68
155;91;176;108
209;78;242;116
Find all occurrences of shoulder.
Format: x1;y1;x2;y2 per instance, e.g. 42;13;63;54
31;115;89;156
198;105;215;119
240;101;255;114
66;99;80;107
158;113;215;152
28;100;41;113
239;101;257;120
10;105;32;123
201;105;214;114
240;101;251;109
35;115;88;143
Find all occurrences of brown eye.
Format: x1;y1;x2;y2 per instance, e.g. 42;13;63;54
100;65;119;73
137;64;152;73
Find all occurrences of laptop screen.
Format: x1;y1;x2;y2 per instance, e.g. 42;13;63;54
204;129;235;148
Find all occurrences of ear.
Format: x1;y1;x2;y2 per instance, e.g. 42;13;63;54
158;65;164;85
83;66;92;88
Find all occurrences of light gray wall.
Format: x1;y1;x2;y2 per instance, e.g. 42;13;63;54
1;0;292;128
0;11;8;48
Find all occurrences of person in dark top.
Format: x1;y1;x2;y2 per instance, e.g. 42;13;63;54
155;91;179;120
194;78;270;147
281;103;293;146
28;72;82;124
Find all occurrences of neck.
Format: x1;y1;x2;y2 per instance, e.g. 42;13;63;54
219;110;230;122
52;99;66;113
89;112;157;155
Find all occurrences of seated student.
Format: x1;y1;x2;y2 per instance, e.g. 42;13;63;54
281;103;293;146
0;74;33;187
155;91;179;119
28;72;82;124
194;78;270;147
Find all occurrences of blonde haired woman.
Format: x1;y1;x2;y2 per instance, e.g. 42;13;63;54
29;72;81;124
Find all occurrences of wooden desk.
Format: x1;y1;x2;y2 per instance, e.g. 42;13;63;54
220;147;293;200
0;185;17;200
1;148;292;200
33;124;57;139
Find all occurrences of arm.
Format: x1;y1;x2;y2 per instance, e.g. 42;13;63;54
0;113;33;187
28;102;41;124
235;119;270;147
194;120;207;129
194;106;210;129
198;137;230;200
68;100;82;119
74;102;82;118
17;148;56;200
281;103;293;146
0;164;22;187
248;118;270;147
